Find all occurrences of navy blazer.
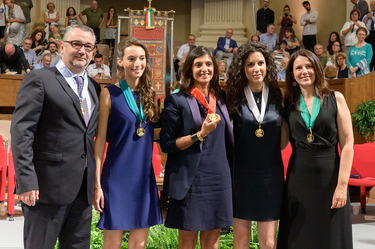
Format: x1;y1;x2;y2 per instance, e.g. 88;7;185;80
214;37;238;55
159;91;234;200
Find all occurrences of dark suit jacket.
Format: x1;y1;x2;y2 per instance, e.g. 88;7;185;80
214;37;238;55
11;66;101;205
354;0;369;19
0;45;30;74
159;91;234;200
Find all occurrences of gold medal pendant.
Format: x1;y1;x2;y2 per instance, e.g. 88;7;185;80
255;122;264;138
137;122;145;137
209;113;217;122
307;127;314;143
80;99;86;115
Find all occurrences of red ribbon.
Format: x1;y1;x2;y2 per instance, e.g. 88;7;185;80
190;85;216;114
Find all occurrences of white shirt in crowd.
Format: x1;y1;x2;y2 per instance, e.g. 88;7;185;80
87;63;111;79
300;10;319;36
176;43;190;61
340;21;368;46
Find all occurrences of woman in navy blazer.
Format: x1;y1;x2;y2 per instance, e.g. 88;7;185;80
160;46;234;249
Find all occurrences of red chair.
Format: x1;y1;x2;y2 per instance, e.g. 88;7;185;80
281;143;292;181
0;135;7;203
7;147;16;221
348;143;375;214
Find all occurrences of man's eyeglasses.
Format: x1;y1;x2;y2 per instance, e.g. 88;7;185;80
63;40;95;52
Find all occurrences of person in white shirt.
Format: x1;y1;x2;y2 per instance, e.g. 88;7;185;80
34;53;55;70
87;53;111;79
175;34;196;77
340;8;368;54
300;1;318;51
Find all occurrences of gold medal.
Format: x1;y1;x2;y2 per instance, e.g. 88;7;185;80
255;122;264;138
209;113;217;122
137;122;145;137
307;127;314;143
79;99;86;115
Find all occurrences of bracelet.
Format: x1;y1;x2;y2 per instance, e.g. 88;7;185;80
196;131;205;142
95;186;101;190
191;133;199;143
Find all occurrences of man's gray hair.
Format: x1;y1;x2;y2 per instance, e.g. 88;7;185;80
42;53;52;60
314;43;323;49
63;24;96;44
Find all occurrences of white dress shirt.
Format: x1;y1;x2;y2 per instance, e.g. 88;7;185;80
300;10;319;35
176;43;190;61
87;63;111;78
340;21;368;46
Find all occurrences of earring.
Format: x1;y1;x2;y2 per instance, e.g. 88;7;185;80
292;81;297;86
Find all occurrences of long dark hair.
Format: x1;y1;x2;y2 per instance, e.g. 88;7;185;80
327;31;342;55
31;29;44;44
116;37;157;122
179;46;221;98
66;7;76;17
285;49;329;108
107;7;118;26
226;42;281;115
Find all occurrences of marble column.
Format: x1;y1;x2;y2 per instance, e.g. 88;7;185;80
195;0;248;48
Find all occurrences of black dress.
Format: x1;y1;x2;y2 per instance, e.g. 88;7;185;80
337;67;349;78
232;90;284;221
277;91;353;249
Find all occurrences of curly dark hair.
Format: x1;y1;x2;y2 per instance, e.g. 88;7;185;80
179;46;221;98
327;31;342;55
30;29;44;44
285;49;329;108
66;7;77;17
116;37;157;122
226;42;281;115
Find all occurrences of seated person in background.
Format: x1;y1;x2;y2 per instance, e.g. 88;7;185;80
0;44;30;74
277;57;289;81
34;53;54;70
273;40;290;72
335;52;348;78
214;28;238;61
251;35;260;42
283;27;300;54
89;44;98;65
31;29;47;56
46;41;61;65
22;37;37;70
260;23;278;51
218;60;227;81
314;43;331;69
175;34;196;77
48;24;63;44
87;53;111;79
177;44;197;79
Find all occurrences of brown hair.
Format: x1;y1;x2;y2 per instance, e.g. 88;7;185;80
285;49;330;108
179;46;221;98
335;52;347;67
46;2;55;9
350;9;360;20
285;27;296;41
116;37;157;122
356;27;368;36
31;29;45;44
106;7;118;26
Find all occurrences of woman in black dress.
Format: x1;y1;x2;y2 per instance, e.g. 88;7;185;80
277;49;354;249
160;46;234;249
226;42;288;249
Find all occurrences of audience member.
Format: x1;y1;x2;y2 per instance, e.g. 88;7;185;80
362;0;375;71
352;0;369;19
0;2;5;40
277;5;297;41
314;43;330;69
79;0;104;43
340;9;368;54
14;0;33;37
88;44;98;65
256;0;274;34
218;60;227;81
22;37;37;69
251;35;260;42
283;27;300;54
4;0;26;46
65;7;79;27
176;34;196;75
44;2;59;39
335;52;349;78
273;40;290;72
259;24;278;51
33;53;54;69
46;41;61;65
330;41;343;60
300;1;318;51
277;57;289;81
214;28;238;61
48;24;63;44
87;53;110;79
178;44;197;78
348;27;373;78
31;29;46;56
0;44;30;74
104;7;118;49
326;32;342;55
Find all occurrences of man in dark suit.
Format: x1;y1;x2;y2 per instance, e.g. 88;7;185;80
0;44;30;74
352;0;369;19
214;29;238;61
11;24;101;249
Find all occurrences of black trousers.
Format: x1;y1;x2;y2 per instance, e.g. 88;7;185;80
303;34;317;52
91;27;100;44
22;171;92;249
366;31;375;72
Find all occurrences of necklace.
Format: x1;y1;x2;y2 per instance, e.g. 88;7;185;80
253;92;262;104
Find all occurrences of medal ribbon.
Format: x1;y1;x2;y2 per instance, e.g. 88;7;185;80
190;85;216;114
299;94;321;130
119;79;145;123
244;84;269;123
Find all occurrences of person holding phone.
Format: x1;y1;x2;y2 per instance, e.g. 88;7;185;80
277;5;297;41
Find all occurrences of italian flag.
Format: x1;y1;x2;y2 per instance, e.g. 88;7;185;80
144;7;156;29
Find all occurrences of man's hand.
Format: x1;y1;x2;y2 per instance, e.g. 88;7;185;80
305;19;311;24
225;48;233;53
19;190;39;206
367;12;374;19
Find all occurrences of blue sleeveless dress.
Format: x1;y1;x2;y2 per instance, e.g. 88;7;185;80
96;84;162;230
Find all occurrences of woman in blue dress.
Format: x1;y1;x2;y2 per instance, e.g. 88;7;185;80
160;46;234;249
94;37;162;249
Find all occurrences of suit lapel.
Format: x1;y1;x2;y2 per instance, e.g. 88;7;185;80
87;78;99;128
186;94;203;151
217;96;234;146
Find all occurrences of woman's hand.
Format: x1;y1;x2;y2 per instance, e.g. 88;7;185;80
94;188;104;213
200;114;221;138
331;184;347;209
